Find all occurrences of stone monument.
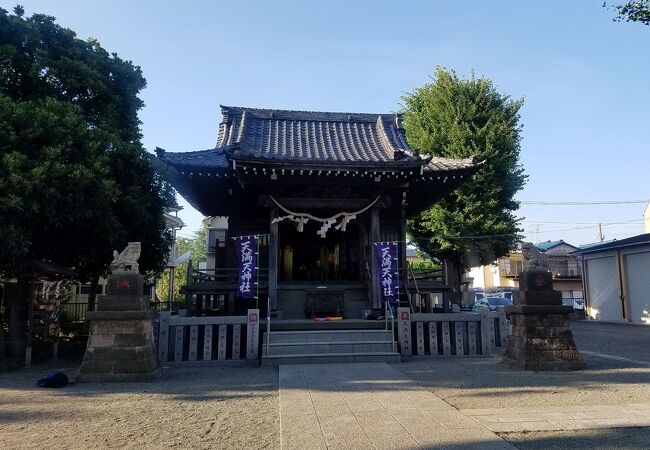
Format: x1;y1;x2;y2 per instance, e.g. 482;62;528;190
77;243;160;381
503;243;586;371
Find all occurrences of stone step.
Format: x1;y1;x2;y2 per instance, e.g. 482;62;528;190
262;341;396;356
261;352;401;366
263;329;393;344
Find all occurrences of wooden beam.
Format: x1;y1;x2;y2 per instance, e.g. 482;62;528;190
257;196;390;209
268;206;279;311
370;207;381;309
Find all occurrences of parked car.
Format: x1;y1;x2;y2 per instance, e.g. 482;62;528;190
472;296;512;312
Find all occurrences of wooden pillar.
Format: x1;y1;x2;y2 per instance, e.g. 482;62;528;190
370;207;381;309
268;206;279;311
400;202;408;307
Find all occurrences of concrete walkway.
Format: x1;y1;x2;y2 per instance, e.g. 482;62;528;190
463;403;650;433
279;363;515;449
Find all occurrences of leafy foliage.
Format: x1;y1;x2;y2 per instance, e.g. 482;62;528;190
156;226;207;302
402;68;526;271
0;7;172;280
606;1;650;25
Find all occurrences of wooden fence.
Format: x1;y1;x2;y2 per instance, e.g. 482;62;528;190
397;307;508;357
157;309;260;365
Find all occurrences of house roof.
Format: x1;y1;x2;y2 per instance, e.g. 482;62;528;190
535;240;564;251
535;240;578;252
577;239;618;251
575;233;650;254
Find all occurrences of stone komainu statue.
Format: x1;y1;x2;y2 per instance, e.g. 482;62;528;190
110;242;141;273
521;242;548;272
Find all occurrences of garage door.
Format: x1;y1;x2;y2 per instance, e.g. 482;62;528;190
624;251;650;324
586;256;623;321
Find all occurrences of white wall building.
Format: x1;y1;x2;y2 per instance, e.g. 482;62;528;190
577;233;650;324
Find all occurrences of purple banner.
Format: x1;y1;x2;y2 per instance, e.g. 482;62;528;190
374;242;399;301
236;236;257;298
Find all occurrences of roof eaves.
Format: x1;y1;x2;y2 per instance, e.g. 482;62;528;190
154;146;232;170
229;155;425;170
575;233;650;254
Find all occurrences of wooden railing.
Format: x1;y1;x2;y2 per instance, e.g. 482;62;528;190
157;309;261;364
403;262;449;312
397;307;508;357
410;267;444;281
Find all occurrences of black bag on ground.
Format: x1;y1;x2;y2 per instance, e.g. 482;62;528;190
36;371;69;388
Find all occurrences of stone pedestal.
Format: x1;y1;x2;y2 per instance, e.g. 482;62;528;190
503;270;585;371
77;273;160;382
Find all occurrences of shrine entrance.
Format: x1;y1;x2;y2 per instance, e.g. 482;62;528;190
279;220;361;282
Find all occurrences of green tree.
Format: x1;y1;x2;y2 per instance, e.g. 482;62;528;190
0;7;172;362
606;1;650;25
156;226;207;304
402;68;526;304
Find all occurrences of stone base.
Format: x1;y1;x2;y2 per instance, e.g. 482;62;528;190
76;310;160;382
503;305;586;371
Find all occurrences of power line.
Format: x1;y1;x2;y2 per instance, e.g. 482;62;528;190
411;233;519;240
521;218;644;225
530;219;645;234
519;200;649;205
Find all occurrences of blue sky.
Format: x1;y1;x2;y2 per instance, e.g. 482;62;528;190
12;0;650;245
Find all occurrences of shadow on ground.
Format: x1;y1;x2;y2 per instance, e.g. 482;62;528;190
501;427;650;450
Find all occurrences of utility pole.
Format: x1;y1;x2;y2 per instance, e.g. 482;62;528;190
598;223;604;242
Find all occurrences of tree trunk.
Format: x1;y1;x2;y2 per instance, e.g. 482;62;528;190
443;257;464;312
8;275;30;367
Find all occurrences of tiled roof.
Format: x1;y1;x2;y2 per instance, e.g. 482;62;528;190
154;147;229;169
424;156;478;172
217;106;418;164
155;106;480;174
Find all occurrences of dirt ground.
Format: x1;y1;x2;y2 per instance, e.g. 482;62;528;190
501;428;650;450
396;321;650;449
0;363;279;450
397;356;650;410
2;322;649;449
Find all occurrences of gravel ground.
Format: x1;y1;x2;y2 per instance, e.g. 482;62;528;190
2;322;648;449
0;363;279;450
501;428;650;450
396;321;650;449
397;356;650;449
396;355;650;409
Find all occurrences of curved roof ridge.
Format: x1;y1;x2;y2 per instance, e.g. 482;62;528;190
375;115;397;157
220;104;401;123
424;155;480;171
376;115;419;160
235;110;247;144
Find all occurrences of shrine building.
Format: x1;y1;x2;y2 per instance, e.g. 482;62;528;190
155;106;480;320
